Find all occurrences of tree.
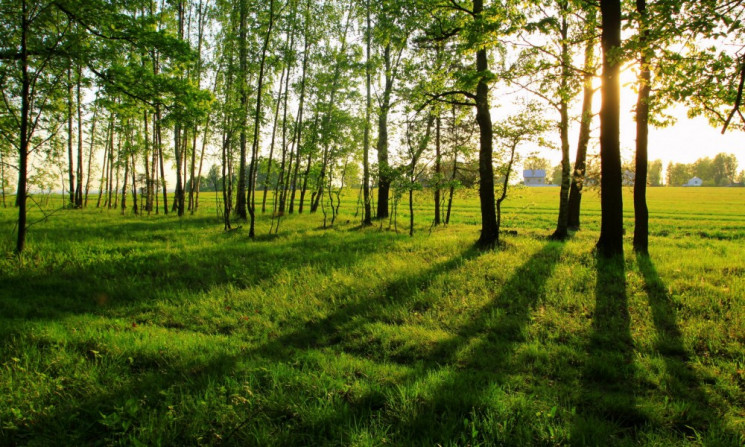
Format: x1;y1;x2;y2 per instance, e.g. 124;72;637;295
567;5;598;231
494;103;549;243
421;0;521;247
712;152;738;185
633;0;652;254
596;0;625;257
648;159;662;186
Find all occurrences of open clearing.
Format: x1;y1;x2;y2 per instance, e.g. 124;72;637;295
1;187;744;445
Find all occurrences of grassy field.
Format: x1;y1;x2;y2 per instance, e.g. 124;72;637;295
1;187;744;446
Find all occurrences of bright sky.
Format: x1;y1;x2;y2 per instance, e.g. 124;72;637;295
521;66;745;175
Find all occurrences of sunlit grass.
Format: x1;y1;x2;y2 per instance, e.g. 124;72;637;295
1;187;743;445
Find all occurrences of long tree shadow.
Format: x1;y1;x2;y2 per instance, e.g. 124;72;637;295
257;241;565;444
0;228;402;331
636;253;740;443
571;254;640;445
383;241;566;444
2;238;484;446
248;244;482;361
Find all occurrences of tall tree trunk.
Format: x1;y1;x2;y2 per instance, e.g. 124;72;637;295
634;0;650;254
597;0;624;257
84;105;98;208
131;153;139;215
248;0;275;237
194;120;209;212
552;7;571;240
263;67;285;213
67;66;75;206
434;114;441;225
174;0;185;217
278;4;297;214
107;130;116;208
298;110;319;213
362;0;372;225
189;125;198;211
143;110;152;212
156;108;168;214
474;0;498;247
310;1;352;213
121;147;129;213
97;113;113;208
235;0;249;220
75;64;84;207
567;10;596;230
377;44;394;219
15;0;30;253
288;2;312;213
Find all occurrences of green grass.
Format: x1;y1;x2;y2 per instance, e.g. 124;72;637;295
0;187;744;446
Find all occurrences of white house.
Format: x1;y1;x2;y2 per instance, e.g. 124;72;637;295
523;169;546;186
684;177;703;187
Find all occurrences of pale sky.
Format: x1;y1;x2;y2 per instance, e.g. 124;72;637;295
508;70;745;176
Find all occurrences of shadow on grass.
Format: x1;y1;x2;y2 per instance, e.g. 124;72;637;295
637;253;740;444
0;224;402;325
383;241;566;444
571;254;640;445
1;236;483;445
247;241;566;444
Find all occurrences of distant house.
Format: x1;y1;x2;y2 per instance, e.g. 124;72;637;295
523;169;547;186
684;177;703;187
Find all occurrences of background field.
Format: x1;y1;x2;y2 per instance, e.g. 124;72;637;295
1;187;744;446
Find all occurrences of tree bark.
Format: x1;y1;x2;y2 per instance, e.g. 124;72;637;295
551;8;571;240
362;0;372;225
434;114;441;225
75;64;84;207
474;0;498;247
633;0;650;254
567;11;596;230
248;0;275;237
67;66;75;206
235;0;249;220
597;0;624;257
15;0;30;253
84;106;98;208
376;44;395;219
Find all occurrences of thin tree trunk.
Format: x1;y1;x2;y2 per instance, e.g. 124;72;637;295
120;147;129;213
362;0;372;225
131;153;139;215
75;64;84;207
84;105;98;207
15;0;30;253
143;110;152;212
633;0;650;254
288;3;311;213
567;10;596;230
235;0;249;220
434;114;441;225
67;66;75;206
194;120;209;212
97;113;113;208
551;8;571;240
248;0;275;237
156;108;168;214
597;0;624;257
174;0;185;217
474;0;498;247
262;67;285;213
377;43;394;219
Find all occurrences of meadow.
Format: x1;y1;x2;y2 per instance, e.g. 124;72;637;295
0;186;744;446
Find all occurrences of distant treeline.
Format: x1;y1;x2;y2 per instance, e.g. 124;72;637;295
666;153;742;186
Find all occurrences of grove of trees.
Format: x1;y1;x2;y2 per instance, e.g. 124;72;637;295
2;0;744;255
